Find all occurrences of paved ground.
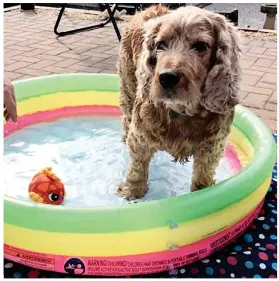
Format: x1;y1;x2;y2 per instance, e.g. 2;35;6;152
205;3;277;29
4;7;277;132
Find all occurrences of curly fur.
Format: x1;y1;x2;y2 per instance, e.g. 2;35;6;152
116;5;242;200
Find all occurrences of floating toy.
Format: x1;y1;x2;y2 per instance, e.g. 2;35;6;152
29;167;65;205
4;74;276;276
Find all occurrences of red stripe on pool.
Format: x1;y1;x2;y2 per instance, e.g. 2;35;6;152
4;106;122;137
225;143;242;174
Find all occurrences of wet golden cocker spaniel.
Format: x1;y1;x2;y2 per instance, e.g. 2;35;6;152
116;5;242;200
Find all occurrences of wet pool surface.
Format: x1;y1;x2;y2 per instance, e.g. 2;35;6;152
4;116;233;207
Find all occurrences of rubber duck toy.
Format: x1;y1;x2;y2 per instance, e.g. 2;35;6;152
29;167;65;205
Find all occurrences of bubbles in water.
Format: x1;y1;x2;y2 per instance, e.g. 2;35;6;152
4;116;233;207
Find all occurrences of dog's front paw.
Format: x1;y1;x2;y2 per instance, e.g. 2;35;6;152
190;180;216;192
116;181;148;200
190;183;202;192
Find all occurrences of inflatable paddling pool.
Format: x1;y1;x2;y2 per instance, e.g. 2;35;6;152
4;74;276;276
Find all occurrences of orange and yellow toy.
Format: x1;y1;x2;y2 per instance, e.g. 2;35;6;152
28;167;65;205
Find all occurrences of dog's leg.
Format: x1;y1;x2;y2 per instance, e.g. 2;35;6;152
191;139;226;192
119;80;134;143
116;132;154;200
118;57;137;143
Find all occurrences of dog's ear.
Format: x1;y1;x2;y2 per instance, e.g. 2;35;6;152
200;15;242;114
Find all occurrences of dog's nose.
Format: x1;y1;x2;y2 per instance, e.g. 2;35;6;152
159;70;180;89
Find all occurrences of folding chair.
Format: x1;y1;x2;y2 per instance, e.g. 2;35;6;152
54;3;121;41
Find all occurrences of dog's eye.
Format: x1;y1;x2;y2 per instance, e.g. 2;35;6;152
191;41;207;53
149;55;157;67
156;41;167;51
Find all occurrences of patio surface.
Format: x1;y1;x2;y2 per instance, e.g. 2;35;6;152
4;7;277;132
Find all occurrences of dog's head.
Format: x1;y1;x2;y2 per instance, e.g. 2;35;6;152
142;6;241;116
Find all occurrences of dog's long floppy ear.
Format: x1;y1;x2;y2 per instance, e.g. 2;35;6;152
200;14;242;114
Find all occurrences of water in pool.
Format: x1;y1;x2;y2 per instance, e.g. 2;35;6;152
4;116;233;206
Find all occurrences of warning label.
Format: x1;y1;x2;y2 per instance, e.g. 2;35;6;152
86;249;209;276
210;203;261;252
4;245;55;271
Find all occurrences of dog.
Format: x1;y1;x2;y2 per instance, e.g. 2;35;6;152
116;5;241;200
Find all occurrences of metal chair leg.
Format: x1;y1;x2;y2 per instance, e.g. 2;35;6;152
54;4;121;39
105;4;121;41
